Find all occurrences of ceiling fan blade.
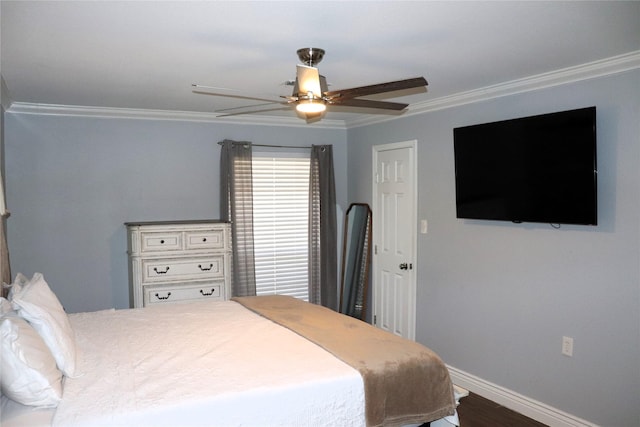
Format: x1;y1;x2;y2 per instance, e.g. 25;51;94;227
296;64;322;97
192;90;284;105
215;106;292;118
215;102;284;113
329;98;409;111
191;84;240;92
324;77;427;100
192;85;283;105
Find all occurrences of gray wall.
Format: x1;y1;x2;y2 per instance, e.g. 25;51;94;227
4;115;347;312
347;70;640;426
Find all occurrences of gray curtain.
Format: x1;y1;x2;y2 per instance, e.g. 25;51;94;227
308;145;338;310
220;140;256;297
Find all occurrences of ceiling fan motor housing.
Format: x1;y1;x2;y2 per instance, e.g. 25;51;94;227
297;47;325;67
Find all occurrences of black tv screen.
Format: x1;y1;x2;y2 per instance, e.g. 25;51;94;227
453;106;597;226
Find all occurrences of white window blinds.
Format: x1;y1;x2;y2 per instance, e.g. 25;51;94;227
252;155;310;301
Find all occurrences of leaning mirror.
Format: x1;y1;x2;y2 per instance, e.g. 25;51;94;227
339;203;372;321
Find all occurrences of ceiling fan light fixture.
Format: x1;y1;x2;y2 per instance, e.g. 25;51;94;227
296;98;326;113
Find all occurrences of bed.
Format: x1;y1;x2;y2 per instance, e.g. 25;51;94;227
1;274;457;427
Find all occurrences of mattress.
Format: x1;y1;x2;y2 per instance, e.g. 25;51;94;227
2;298;459;427
3;300;365;426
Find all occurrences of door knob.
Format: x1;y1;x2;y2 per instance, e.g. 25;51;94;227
399;263;408;270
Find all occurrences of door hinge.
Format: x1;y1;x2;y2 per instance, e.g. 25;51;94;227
375;244;378;255
373;315;377;325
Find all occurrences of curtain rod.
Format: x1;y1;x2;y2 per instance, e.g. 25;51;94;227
217;141;312;149
253;143;312;149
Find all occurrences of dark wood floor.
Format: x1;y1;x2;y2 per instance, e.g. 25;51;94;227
456;392;548;427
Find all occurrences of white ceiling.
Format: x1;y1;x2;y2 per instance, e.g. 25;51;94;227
2;1;639;126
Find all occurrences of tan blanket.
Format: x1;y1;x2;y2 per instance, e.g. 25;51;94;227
233;295;455;427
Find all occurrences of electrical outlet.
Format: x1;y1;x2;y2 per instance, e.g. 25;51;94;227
562;336;574;357
420;219;428;234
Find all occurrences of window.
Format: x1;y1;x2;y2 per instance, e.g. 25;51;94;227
252;154;310;300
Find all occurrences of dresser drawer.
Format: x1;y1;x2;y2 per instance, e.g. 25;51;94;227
185;229;226;250
143;283;223;305
140;231;183;253
142;256;225;283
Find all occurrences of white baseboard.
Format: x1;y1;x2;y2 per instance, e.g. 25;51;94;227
447;365;599;427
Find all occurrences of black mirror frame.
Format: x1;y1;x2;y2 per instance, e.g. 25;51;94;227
339;203;372;321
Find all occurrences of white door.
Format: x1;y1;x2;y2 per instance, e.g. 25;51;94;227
372;141;417;340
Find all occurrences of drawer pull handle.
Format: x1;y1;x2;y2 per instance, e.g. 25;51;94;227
153;266;170;274
202;238;207;242
198;264;213;271
155;292;172;300
200;288;216;296
160;239;165;244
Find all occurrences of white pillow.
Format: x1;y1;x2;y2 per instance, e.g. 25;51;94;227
11;273;79;377
0;313;63;407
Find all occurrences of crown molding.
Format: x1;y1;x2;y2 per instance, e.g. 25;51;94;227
6;102;347;130
7;50;639;129
346;50;640;128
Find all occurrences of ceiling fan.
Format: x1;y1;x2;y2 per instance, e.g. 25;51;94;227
192;48;428;122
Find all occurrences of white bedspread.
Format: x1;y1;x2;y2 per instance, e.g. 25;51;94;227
52;300;365;426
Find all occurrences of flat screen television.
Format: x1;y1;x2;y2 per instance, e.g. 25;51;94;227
453;106;597;226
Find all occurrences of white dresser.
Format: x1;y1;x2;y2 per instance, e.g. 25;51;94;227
126;220;232;308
